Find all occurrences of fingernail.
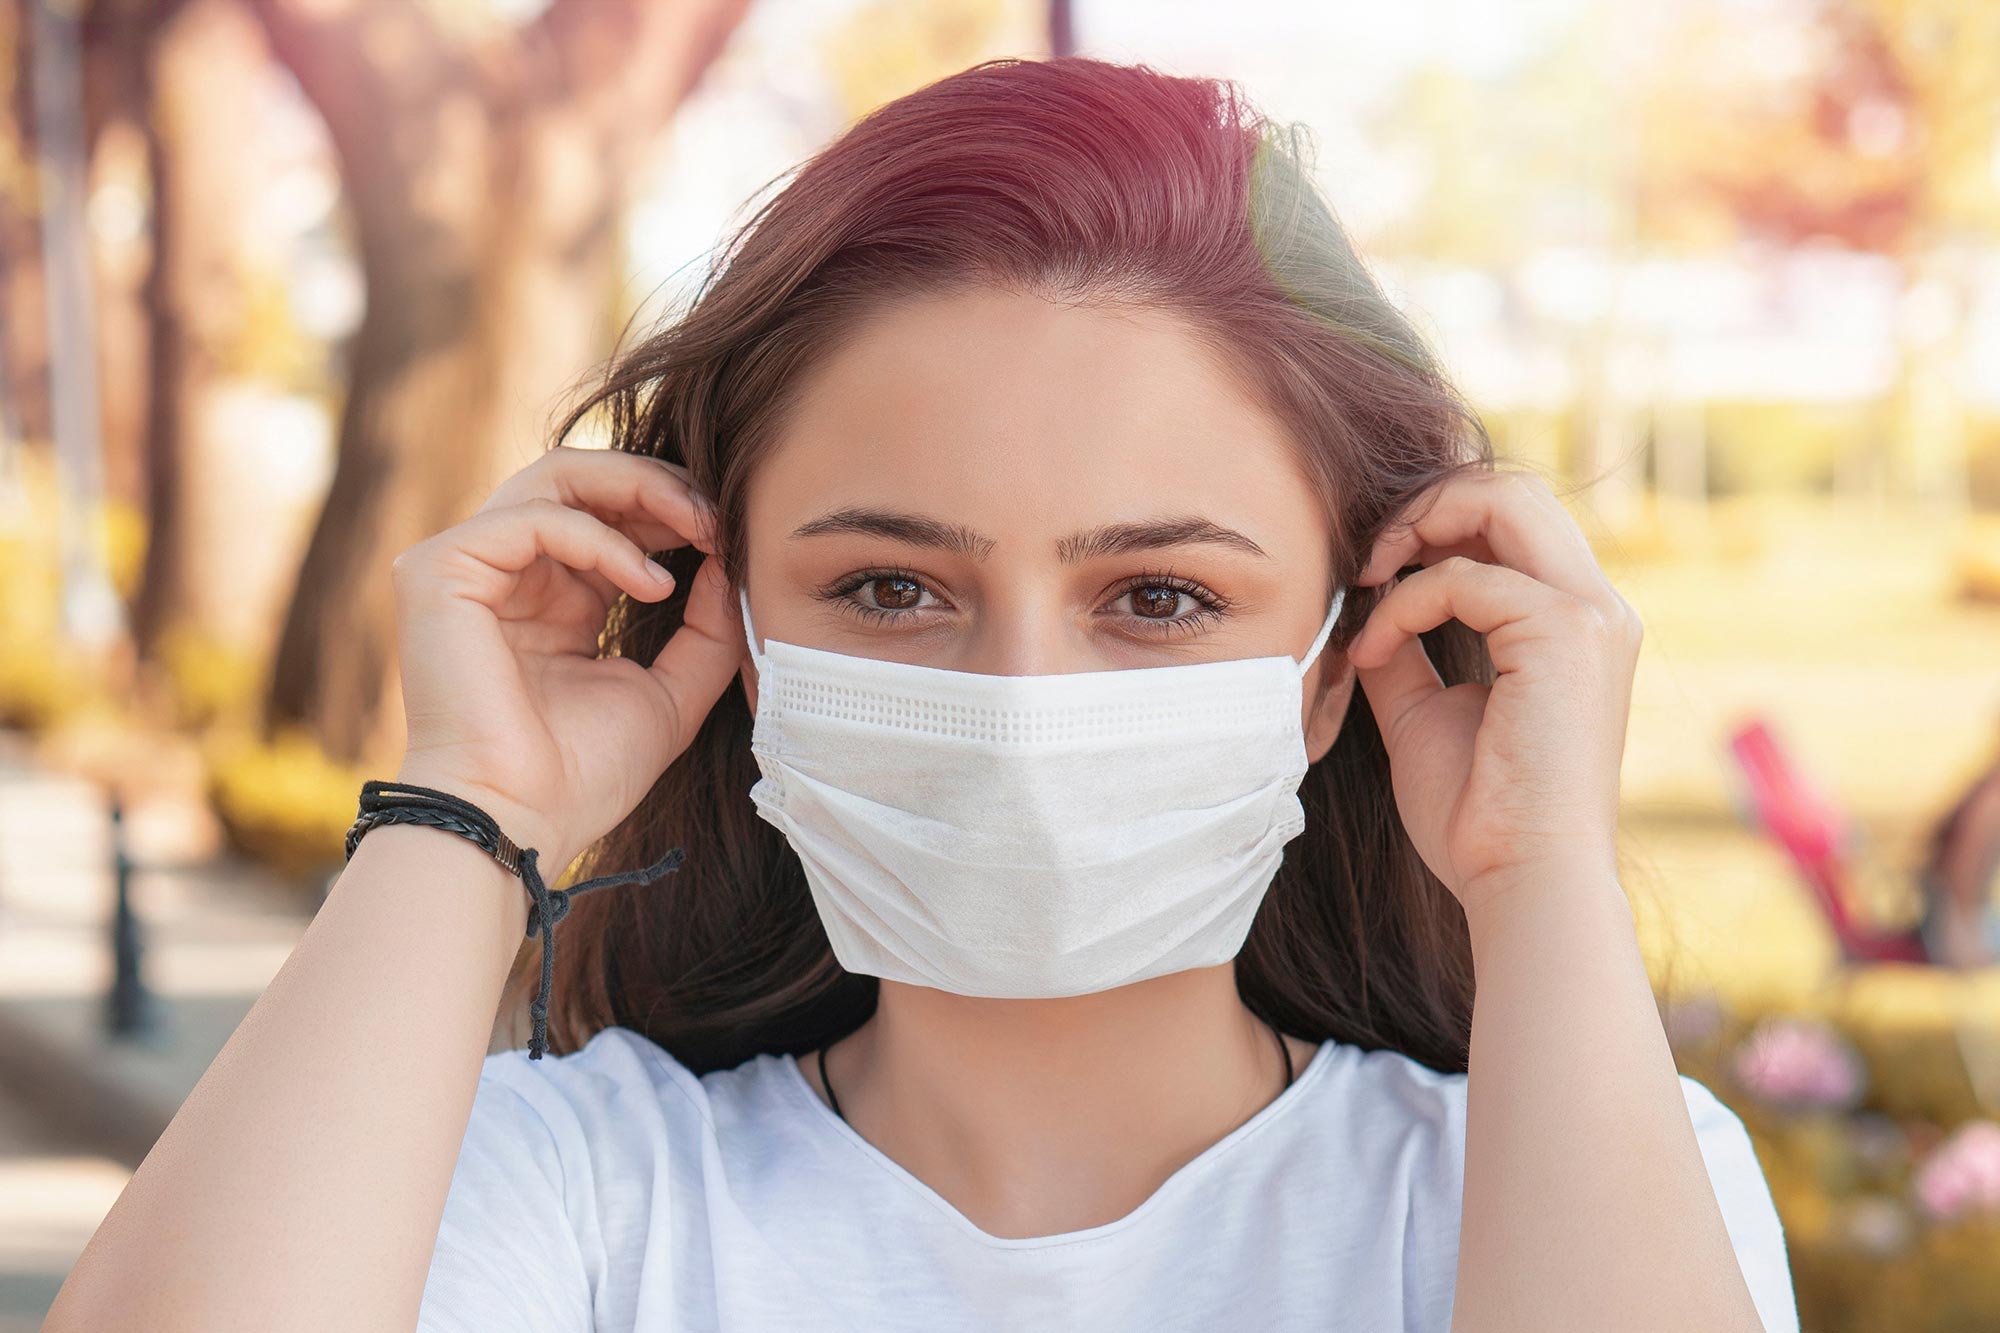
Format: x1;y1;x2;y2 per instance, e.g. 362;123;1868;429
646;557;674;584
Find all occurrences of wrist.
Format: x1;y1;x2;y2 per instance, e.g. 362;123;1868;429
1461;855;1629;953
387;764;576;875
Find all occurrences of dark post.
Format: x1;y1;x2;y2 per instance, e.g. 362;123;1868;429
105;793;156;1037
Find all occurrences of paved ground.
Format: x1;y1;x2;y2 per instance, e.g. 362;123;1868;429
0;728;314;1328
0;1076;128;1331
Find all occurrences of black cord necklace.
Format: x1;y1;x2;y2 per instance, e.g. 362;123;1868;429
814;1017;1296;1127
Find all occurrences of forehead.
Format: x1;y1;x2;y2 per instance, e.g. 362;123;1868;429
748;286;1324;551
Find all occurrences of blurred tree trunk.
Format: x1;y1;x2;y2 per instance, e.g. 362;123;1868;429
246;0;750;760
1048;0;1073;58
0;1;52;454
80;0;217;661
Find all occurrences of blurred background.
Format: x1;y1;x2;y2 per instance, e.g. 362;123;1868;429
3;0;1999;1328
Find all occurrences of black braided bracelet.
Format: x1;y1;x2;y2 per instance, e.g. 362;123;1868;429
344;779;687;1060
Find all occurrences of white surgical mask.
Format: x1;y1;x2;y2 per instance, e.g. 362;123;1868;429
738;581;1345;998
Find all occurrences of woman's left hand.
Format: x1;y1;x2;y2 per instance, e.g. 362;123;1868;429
1344;467;1643;921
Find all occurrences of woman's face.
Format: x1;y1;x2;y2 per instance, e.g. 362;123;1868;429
738;284;1355;761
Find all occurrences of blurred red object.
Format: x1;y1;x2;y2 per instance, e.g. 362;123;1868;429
1727;716;1929;964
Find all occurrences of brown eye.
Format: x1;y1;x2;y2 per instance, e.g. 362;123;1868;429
1106;570;1233;639
820;567;943;625
866;576;923;610
1130;586;1186;619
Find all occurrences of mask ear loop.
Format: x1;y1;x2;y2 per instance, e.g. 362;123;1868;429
1296;585;1346;679
738;584;765;672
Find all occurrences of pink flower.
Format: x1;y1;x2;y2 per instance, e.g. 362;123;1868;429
1912;1120;2000;1224
1730;1016;1866;1111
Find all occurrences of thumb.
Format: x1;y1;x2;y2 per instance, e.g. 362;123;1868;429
646;552;745;731
1352;628;1447;749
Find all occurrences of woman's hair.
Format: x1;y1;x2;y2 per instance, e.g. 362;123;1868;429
503;55;1502;1075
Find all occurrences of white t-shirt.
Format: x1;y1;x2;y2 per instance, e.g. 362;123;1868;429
416;1024;1800;1332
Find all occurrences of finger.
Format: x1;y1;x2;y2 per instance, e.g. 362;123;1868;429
1358;469;1608;611
569;564;624;609
441;497;678;610
529;518;687;619
1367;538;1489;588
573;522;701;614
644;551;748;718
482;445;719;555
1349;556;1574;676
1350;601;1452;738
1359;470;1557;582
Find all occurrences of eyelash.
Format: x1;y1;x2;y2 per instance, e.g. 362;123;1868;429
817;566;1235;639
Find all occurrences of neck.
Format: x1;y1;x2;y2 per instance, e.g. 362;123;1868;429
819;963;1305;1240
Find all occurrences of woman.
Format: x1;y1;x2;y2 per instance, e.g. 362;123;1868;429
48;57;1798;1332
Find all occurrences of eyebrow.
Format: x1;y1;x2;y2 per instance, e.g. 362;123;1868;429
788;506;1271;563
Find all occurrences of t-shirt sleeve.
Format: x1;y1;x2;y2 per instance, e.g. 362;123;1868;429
1680;1074;1801;1333
415;1066;594;1333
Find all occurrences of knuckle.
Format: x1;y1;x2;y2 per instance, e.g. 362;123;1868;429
520;495;571;521
1600;589;1644;641
1557;595;1604;634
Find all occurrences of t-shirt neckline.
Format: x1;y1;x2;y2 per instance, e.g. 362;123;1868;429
777;1036;1338;1251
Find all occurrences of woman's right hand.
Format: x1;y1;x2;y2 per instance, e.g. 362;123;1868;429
389;444;741;871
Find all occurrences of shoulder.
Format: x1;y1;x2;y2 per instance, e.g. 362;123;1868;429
422;1028;703;1331
480;1025;708;1106
1324;1044;1768;1168
1312;1042;1470;1149
1337;1050;1788;1204
466;1026;720;1173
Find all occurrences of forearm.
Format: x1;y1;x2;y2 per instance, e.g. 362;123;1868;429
44;821;532;1332
1449;861;1764;1333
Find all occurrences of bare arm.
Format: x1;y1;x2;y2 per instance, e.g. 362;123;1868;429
44;445;734;1330
1342;468;1773;1332
44;809;540;1332
1450;860;1766;1333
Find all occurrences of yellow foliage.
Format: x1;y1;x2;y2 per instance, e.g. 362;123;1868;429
1955;515;2000;604
0;475;116;730
203;726;368;883
1787;1218;2000;1333
157;620;266;730
1704;400;1876;494
821;0;1039;125
97;496;148;603
0;636;106;731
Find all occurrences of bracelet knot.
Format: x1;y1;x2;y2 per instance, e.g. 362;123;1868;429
344;779;686;1059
